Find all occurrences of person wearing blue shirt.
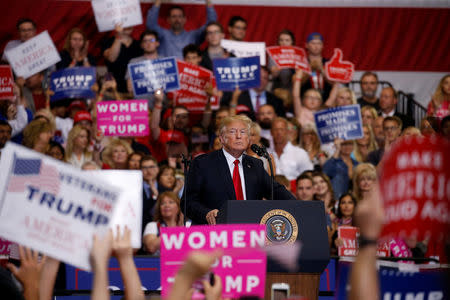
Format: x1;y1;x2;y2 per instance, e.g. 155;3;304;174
146;0;217;58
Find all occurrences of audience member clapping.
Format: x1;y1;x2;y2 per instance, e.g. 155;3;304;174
56;28;95;69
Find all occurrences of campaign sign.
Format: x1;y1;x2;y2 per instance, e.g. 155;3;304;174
88;170;142;248
5;31;61;79
314;104;363;144
0;143;121;271
338;226;358;257
213;56;261;91
0;238;12;257
92;0;143;32
172;60;219;111
97;100;149;137
266;46;311;73
0;66;14;100
128;57;180;97
50;67;96;102
324;48;355;83
160;224;266;299
221;39;266;66
379;136;450;259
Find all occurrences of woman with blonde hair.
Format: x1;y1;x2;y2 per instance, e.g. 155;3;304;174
332;87;357;107
427;74;450;119
101;138;133;169
65;124;95;168
22;119;54;154
353;124;378;162
361;105;378;128
300;124;327;168
352;163;377;202
246;122;276;175
57;28;95;69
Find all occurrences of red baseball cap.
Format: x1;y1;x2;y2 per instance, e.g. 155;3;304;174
68;100;87;111
74;110;92;124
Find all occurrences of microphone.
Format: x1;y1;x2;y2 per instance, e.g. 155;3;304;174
250;144;267;158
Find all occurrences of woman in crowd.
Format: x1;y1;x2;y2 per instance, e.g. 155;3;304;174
352;124;378;163
128;152;143;170
329;193;357;254
287;117;301;146
312;171;336;225
361;105;378;128
22;119;54;153
56;28;95;69
48;141;65;161
323;138;359;200
299;124;327;169
401;126;422;137
352;163;377;202
292;69;324;127
157;165;184;196
101;138;133;169
142;191;188;254
327;87;357;108
427;74;450;120
65;124;93;168
246;122;276;174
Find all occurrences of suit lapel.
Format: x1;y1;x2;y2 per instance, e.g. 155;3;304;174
243;155;256;200
216;150;237;200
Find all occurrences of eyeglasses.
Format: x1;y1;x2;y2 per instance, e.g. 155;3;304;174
226;128;249;136
383;126;399;131
206;30;222;35
142;165;157;170
142;38;157;43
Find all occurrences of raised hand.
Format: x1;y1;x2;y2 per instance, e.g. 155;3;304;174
325;48;354;83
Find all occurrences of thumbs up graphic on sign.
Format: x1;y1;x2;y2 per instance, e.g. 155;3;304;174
325;48;355;83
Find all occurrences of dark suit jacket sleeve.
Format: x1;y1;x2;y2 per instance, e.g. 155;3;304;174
185;155;211;224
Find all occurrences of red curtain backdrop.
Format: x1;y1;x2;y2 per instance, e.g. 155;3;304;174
1;0;449;72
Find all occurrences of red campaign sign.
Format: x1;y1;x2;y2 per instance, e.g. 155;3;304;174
338;226;358;256
266;46;311;73
380;136;450;252
376;241;391;257
0;66;14;100
0;238;12;256
324;48;355;83
172;60;219;111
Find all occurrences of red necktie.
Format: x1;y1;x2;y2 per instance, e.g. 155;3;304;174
233;160;244;200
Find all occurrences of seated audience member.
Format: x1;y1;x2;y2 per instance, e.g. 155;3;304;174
270;29;296;92
48;140;65;161
227;15;247;41
128;152;143;170
372;115;385;147
329;193;357;254
0;120;12;156
270;117;313;181
157;165;184;197
379;87;414;129
420;116;439;136
352;124;378;163
323;138;358;200
200;21;233;71
141;155;160;229
56;28;95;69
296;172;314;201
65;124;95;168
426;74;450;120
2;18;37;62
357;72;380;110
22;118;54;153
401;126;422;137
246;122;275;174
292;69;323;127
102;24;142;94
361;105;378;128
312;171;336;222
146;0;217;58
367;116;402;166
143;191;188;254
300;124;327;169
440;115;450;139
352;163;377;202
101;138;133;169
256;104;276;145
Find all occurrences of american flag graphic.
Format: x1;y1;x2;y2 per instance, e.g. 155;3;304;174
7;156;60;195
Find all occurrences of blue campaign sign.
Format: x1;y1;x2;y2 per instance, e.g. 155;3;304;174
50;67;96;102
213;56;260;91
314;104;363;144
128;57;180;96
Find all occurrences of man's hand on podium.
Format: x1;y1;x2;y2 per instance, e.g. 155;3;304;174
206;209;219;225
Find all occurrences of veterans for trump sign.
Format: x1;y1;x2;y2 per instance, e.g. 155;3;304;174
314;105;363;144
5;31;61;79
266;46;311;73
0;143;121;270
128;57;180;97
213;56;261;91
97;100;149;137
160;224;266;299
92;0;143;32
50;67;96;102
0;66;14;100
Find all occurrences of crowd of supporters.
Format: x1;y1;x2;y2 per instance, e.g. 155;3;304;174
0;1;449;299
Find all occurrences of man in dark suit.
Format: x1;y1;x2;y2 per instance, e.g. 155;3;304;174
141;156;159;232
222;67;286;120
379;87;414;129
185;115;295;224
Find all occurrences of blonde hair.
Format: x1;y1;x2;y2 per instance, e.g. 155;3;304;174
65;125;92;161
300;123;321;155
431;74;450;106
63;28;87;52
219;115;252;136
34;108;56;131
101;138;133;169
353;124;378;162
22;119;53;151
401;126;422;137
336;87;357;105
352;163;377;201
361;106;378;123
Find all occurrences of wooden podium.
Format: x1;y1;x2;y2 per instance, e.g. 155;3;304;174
217;200;330;300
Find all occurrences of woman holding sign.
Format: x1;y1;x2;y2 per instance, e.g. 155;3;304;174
56;28;96;69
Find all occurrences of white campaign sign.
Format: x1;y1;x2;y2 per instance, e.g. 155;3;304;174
0;143;121;271
5;31;61;79
220;39;266;66
92;0;143;32
89;170;142;248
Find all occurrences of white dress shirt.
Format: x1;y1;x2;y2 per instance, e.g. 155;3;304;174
270;142;314;181
222;148;247;200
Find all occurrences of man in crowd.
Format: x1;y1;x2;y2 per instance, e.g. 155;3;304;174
367;116;402;166
186;115;295;225
200;22;233;71
2;18;37;62
357;72;380;110
270;117;313;181
141;155;160;231
379;87;414;129
373;115;385;147
146;0;217;58
183;44;202;66
227;16;247;41
296;173;315;201
256;104;277;146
